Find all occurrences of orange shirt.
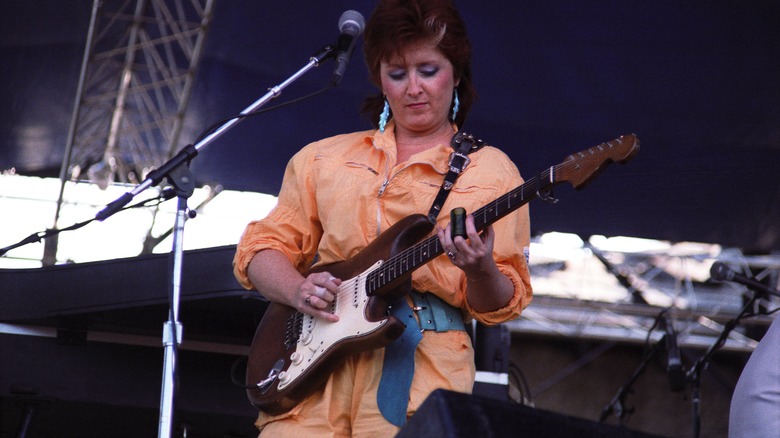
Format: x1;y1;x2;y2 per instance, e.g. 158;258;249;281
233;122;533;434
233;122;532;325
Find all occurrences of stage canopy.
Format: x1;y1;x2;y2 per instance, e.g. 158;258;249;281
1;0;779;252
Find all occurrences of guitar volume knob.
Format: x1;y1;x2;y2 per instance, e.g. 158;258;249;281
278;371;290;384
300;332;313;345
290;352;303;365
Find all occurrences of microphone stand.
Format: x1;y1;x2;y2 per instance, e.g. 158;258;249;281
93;44;335;438
599;332;665;426
686;287;762;438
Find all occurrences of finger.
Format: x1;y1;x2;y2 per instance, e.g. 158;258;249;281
482;224;496;246
317;285;340;305
317;272;341;293
304;273;341;322
304;293;339;322
438;224;459;261
448;215;474;253
309;292;328;308
299;278;325;307
464;215;480;242
438;223;454;246
324;274;342;291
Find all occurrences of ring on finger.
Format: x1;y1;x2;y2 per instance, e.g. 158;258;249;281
305;296;312;305
447;251;457;260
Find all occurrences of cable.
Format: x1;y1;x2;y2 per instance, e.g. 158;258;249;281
508;361;533;406
193;83;336;144
0;188;176;257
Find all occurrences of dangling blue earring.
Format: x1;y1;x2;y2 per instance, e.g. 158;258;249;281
379;98;390;133
451;88;460;121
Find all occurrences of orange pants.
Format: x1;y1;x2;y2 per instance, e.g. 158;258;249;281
256;329;475;437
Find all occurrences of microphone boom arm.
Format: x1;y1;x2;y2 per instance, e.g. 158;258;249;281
95;44;335;221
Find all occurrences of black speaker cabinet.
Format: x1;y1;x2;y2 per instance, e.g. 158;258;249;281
398;389;662;438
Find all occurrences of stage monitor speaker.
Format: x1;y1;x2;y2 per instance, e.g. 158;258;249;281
398;389;662;438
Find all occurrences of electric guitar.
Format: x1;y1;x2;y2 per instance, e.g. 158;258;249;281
245;134;640;414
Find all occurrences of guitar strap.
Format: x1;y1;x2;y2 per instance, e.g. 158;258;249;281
426;131;485;223
377;301;423;426
378;131;484;427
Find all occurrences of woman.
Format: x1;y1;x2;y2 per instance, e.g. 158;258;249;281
233;0;533;435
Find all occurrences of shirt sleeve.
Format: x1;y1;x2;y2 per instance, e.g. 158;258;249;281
463;209;533;326
468;150;533;325
233;147;321;290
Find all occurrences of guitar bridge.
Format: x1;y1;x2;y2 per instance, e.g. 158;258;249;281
284;312;304;349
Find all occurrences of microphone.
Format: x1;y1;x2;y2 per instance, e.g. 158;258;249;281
661;312;686;392
710;262;780;297
331;10;365;85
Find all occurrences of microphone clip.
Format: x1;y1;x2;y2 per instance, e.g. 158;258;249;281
311;44;336;65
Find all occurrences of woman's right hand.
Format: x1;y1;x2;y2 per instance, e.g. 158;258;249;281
296;271;341;323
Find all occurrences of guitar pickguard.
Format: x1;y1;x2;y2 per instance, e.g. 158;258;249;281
276;260;389;392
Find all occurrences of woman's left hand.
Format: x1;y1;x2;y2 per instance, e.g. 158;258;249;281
437;214;497;277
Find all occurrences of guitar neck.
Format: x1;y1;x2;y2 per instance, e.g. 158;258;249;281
471;169;551;231
365;169;552;295
363;133;640;296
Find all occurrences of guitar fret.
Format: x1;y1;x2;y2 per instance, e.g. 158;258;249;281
520;184;525;204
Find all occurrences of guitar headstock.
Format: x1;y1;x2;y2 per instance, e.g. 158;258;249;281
557;134;640;189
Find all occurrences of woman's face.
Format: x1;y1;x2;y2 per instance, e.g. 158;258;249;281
380;41;458;136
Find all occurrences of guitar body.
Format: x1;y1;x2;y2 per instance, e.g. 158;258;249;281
246;213;435;414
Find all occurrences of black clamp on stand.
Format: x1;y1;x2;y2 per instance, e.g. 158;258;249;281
599;309;682;426
599;336;663;425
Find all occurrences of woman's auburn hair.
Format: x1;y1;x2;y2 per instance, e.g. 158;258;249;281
361;0;476;128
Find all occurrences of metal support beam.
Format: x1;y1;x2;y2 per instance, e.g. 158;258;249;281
47;0;215;264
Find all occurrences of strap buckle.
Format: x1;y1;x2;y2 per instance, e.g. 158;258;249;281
427;131;484;223
444;152;471;190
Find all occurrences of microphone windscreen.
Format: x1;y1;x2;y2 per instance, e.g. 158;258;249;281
338;10;365;35
710;262;732;281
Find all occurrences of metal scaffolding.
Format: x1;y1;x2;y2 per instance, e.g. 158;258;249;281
511;242;780;353
41;0;215;264
59;0;215;190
